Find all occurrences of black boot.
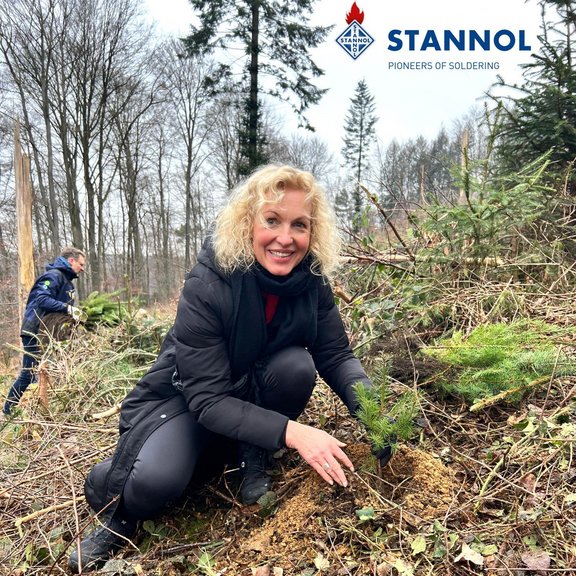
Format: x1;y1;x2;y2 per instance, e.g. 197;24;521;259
68;514;137;573
238;442;273;505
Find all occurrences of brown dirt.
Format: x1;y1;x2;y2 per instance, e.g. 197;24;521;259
214;443;457;574
3;323;575;575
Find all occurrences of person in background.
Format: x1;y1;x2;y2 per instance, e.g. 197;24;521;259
2;246;85;416
68;165;393;572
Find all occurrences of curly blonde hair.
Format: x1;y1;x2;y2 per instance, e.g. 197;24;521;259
214;164;341;278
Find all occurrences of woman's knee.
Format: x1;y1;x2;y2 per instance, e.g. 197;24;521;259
265;347;316;388
121;413;207;519
258;347;316;416
122;458;190;519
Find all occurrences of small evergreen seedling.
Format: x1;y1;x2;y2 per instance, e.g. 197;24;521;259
353;363;418;457
424;319;576;405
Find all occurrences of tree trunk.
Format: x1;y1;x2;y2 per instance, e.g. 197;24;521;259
14;121;35;323
248;0;260;171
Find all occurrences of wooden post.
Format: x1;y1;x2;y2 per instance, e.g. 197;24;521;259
419;164;426;206
458;129;469;205
14;120;35;320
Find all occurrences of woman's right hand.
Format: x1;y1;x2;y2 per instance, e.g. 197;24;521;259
285;420;354;487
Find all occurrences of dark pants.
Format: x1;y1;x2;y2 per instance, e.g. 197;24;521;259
3;335;41;415
88;346;317;520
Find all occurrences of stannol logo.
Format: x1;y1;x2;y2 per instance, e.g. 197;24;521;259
336;2;374;60
336;3;532;60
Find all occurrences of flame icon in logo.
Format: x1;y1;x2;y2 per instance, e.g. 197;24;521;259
346;2;364;25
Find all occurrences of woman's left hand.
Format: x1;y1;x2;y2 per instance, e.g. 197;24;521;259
285;420;354;487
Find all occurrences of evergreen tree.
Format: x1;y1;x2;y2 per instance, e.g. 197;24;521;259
341;79;378;229
237;97;270;177
491;0;576;192
183;0;331;175
334;187;354;230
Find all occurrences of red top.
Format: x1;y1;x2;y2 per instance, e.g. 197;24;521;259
262;292;280;324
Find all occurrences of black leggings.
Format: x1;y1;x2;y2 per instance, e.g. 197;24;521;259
115;346;316;520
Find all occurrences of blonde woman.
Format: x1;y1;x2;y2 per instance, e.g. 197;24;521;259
69;165;389;572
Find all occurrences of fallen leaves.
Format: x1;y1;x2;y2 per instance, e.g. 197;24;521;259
521;550;551;574
454;542;484;566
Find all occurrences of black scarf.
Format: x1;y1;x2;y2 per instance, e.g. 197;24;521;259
228;256;319;381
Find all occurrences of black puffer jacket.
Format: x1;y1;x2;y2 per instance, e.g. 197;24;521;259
86;244;370;516
172;245;370;450
122;244;370;449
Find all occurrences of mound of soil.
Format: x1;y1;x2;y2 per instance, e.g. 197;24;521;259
215;443;457;574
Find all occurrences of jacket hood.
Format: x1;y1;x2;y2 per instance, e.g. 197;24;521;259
46;256;78;279
195;236;231;282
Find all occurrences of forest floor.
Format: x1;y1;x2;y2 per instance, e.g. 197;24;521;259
0;311;575;575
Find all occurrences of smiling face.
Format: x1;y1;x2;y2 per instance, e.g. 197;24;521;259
252;188;312;276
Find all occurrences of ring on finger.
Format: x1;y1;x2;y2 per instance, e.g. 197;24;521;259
323;462;331;470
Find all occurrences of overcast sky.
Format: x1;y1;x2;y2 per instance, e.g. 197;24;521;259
144;0;544;152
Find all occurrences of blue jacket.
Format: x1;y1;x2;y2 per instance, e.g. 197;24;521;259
20;256;79;336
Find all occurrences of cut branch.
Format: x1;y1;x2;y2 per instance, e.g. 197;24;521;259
469;376;550;412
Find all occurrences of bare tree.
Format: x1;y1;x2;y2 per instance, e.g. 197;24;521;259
154;41;215;269
270;132;336;183
206;95;290;195
0;0;160;290
0;0;69;251
0;0;274;304
61;0;154;289
147;119;176;297
206;96;245;193
110;73;164;293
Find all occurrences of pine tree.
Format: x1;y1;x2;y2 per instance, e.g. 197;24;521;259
341;79;378;229
237;97;270;177
491;0;576;192
183;0;331;176
352;359;418;474
334;187;354;230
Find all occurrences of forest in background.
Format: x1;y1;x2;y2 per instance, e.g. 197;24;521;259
0;0;574;355
2;1;576;573
0;0;495;342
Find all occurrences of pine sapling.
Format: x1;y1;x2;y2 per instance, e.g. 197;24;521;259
353;369;418;474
